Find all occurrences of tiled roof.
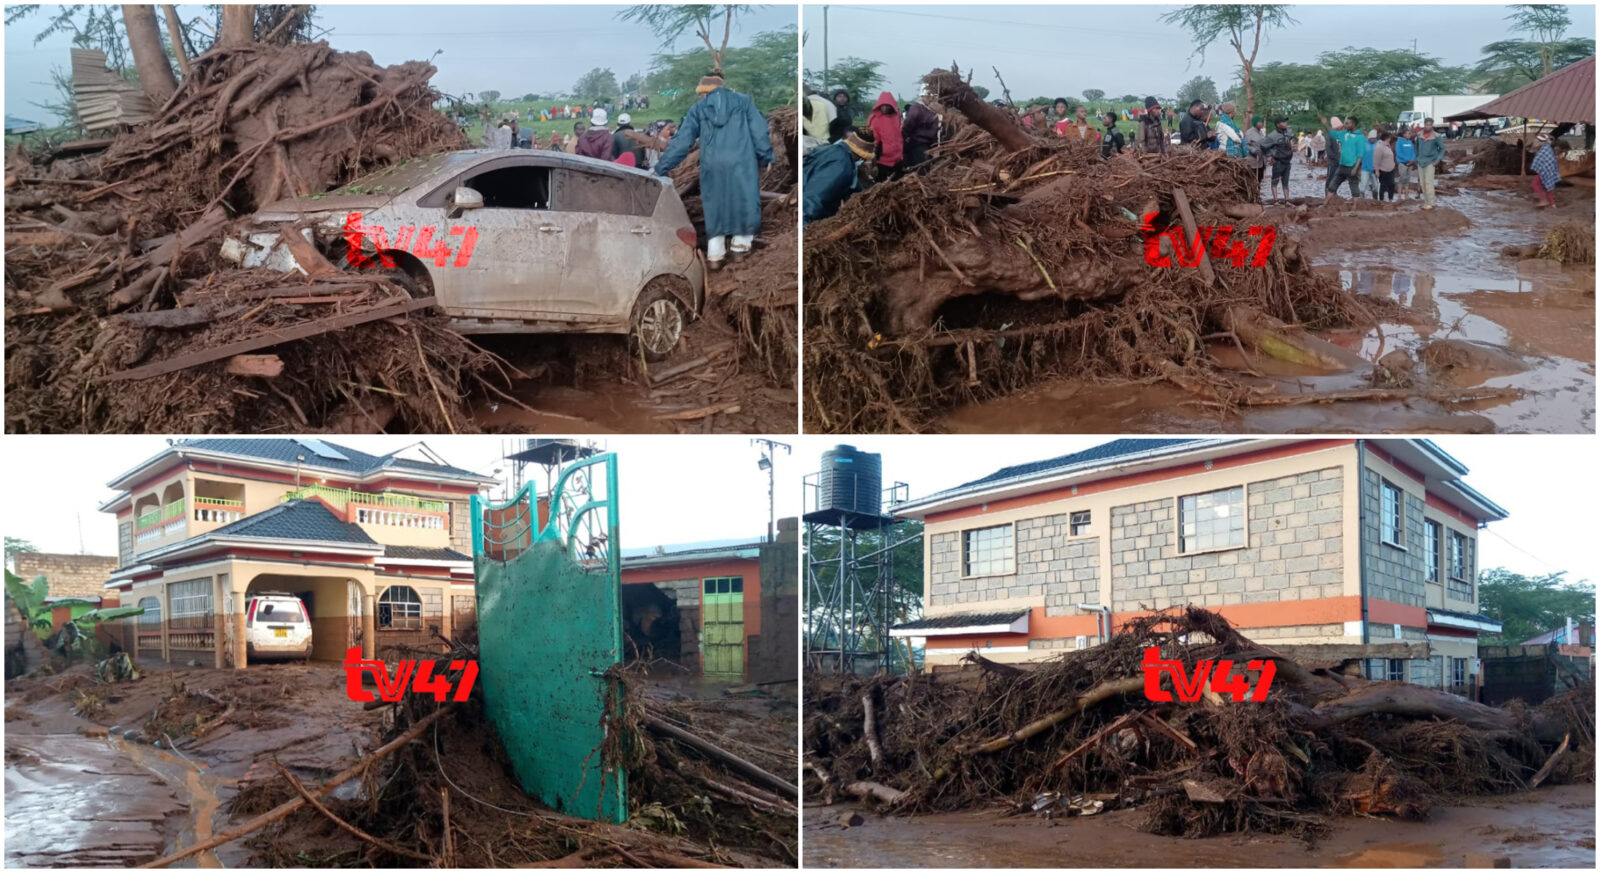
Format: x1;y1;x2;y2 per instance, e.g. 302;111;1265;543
1450;55;1594;124
383;545;472;561
209;499;378;545
960;439;1206;488
177;438;484;479
892;610;1029;631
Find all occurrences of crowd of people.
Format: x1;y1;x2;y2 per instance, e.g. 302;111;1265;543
801;85;1569;222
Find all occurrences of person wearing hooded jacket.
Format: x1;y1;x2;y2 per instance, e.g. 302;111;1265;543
653;73;774;269
866;91;904;182
576;109;615;160
612;113;647;168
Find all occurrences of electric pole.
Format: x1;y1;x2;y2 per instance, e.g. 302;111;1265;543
823;6;830;90
751;439;791;543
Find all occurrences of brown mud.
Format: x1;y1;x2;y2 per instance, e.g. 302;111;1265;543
803;783;1596;868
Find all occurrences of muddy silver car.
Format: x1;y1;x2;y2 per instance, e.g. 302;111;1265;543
222;150;705;360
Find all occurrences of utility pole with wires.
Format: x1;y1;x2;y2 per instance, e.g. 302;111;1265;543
822;5;829;90
751;439;791;543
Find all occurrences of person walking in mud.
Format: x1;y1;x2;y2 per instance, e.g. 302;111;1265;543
1325;116;1364;202
1395;126;1418;200
1263;117;1295;204
653;72;774;271
1415;118;1444;210
1138;97;1167;155
1529;132;1561;208
867;90;905;182
1374;131;1398;201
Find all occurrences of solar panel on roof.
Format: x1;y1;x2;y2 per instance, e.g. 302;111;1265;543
293;438;350;462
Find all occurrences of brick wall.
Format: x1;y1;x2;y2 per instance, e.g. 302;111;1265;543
13;553;119;600
750;528;798;684
1109;466;1345;612
927;518;1100;609
1446;534;1476;605
447;498;472;553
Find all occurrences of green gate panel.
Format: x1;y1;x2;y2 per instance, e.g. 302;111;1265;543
472;455;626;823
703;590;744;682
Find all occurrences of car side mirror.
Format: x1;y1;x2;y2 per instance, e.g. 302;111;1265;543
448;186;483;219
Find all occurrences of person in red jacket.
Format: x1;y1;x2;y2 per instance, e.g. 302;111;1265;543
866;90;904;183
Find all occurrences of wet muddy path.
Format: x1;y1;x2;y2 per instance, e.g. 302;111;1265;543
805;783;1596;868
940;158;1594;434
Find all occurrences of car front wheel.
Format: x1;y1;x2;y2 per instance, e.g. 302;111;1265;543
633;289;684;362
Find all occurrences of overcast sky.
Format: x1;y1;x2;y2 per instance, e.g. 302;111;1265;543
4;4;798;120
792;436;1600;587
803;3;1597;103
1;436;800;557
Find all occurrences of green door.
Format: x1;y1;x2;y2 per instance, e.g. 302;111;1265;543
471;454;626;823
702;576;745;682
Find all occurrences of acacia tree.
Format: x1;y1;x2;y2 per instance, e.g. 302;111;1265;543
572;68;620;102
1082;88;1105;103
121;5;178;102
1161;4;1296;119
1507;3;1572;78
1176;75;1219;108
619;4;752;75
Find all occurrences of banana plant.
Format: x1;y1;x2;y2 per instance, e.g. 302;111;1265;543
6;569;144;661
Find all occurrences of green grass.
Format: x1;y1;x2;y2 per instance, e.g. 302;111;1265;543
458;92;795;146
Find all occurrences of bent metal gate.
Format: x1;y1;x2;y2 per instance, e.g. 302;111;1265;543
471;454;626;823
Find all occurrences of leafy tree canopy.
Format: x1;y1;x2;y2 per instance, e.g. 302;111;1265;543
802;54;887;110
1478;568;1595;646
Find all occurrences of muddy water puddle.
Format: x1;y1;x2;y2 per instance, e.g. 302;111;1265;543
940;183;1594;434
805;783;1596;868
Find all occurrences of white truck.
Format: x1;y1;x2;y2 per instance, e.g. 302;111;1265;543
1398;95;1502;136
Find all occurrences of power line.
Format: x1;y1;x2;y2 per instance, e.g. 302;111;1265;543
1481;527;1565;575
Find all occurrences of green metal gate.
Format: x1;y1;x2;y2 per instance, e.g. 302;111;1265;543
471;454;626;823
701;576;745;682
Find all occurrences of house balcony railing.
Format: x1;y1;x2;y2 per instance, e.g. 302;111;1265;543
283;485;449;514
136;499;187;530
193;496;245;525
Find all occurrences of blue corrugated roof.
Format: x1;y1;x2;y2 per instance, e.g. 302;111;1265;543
178;438;483;479
959;439;1207;488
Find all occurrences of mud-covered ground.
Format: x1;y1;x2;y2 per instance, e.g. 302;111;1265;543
804;783;1597;868
940;143;1594;434
4;659;797;867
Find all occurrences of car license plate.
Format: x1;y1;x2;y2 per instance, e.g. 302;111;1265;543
274;628;288;638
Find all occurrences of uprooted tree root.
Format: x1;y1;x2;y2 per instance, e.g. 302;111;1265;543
1538;221;1596;265
802;67;1399;433
2;41;522;434
805;607;1593;840
226;638;796;868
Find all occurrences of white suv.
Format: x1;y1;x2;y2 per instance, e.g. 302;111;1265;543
245;593;313;661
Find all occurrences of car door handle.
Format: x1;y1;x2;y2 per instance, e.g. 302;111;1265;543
630;227;652;235
538;225;563;233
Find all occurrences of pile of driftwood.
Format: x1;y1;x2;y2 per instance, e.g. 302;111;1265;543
3;40;522;434
805;607;1593;838
801;66;1518;433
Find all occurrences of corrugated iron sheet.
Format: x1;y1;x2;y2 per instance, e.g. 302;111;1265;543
1450;55;1594;124
71;49;154;131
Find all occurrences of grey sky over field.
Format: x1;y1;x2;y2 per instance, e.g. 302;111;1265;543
802;3;1596;102
5;4;798;122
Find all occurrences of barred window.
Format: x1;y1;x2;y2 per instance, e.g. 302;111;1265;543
137;597;162;628
168;579;212;629
1179;486;1244;553
962;524;1013;576
1452;657;1468;687
378;586;422;630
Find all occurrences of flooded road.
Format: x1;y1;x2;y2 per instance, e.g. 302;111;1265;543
805;783;1596;868
940;157;1594;434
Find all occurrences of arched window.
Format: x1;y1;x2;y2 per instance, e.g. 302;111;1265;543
137;597;161;627
378;586;422;630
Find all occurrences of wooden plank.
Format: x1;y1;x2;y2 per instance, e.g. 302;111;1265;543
101;296;436;382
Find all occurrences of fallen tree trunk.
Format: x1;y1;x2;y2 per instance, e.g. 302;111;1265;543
644;713;798;800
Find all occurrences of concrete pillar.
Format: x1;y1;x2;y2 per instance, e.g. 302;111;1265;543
232;610;247;669
213;576;227;669
362;594;377;659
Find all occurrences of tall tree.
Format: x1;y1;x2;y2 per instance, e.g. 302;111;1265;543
619;4;752;75
121;5;178;103
1176;75;1219;108
1082;88;1105;103
159;5;190;76
802;56;886;107
479;89;502;105
571;68;620;102
1506;3;1572;78
1161;4;1297;119
1475;36;1594;93
220;3;255;46
1478;568;1595;645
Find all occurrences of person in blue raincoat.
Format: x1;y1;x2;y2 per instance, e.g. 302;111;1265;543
652;73;774;269
1529;133;1560;208
803;132;875;225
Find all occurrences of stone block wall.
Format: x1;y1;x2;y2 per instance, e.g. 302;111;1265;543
13;552;119;600
1359;467;1429;608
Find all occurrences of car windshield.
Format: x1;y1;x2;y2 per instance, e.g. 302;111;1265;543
329;151;481;197
257;601;305;623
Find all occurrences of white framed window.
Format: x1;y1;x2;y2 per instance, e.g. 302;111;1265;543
1386;659;1406;682
1449;531;1469;581
378;585;423;630
137;597;162;628
1069;510;1092;537
1178;486;1244;554
1424;520;1441;583
1452;657;1468;687
168;579;213;629
962;524;1014;576
1380;479;1405;547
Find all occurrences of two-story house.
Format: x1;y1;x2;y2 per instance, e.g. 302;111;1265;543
99;438;497;668
889;439;1506;693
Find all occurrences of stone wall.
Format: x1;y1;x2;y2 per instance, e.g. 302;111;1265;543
1109;466;1345;612
1358;467;1429;608
13;552;119;600
927;520;1099;609
750;521;799;684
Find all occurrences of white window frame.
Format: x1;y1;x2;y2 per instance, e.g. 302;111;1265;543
137;596;162;628
1380;479;1405;548
1069;510;1092;537
1423;519;1442;584
168;579;213;628
1386;659;1406;682
1452;657;1468;687
1449;531;1469;582
378;585;423;630
961;523;1015;578
1178;486;1246;555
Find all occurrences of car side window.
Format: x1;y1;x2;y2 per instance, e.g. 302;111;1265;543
462;165;552;209
552;168;660;217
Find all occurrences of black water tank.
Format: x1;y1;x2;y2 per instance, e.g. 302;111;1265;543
817;445;882;517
